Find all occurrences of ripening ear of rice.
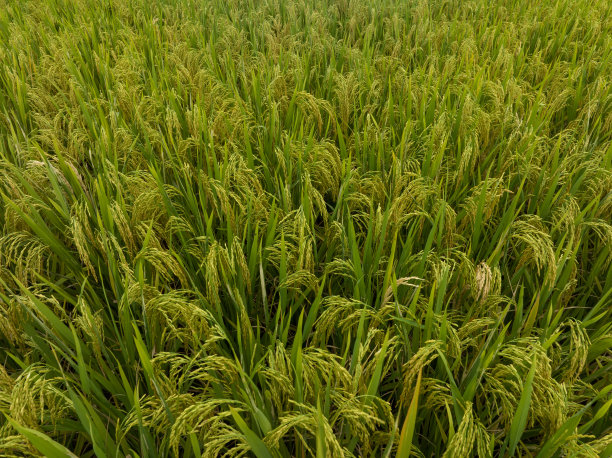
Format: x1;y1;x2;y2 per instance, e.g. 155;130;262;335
0;0;611;456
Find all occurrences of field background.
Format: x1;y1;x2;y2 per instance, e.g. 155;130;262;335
0;0;611;456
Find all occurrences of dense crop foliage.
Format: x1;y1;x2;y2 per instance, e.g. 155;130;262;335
1;0;611;456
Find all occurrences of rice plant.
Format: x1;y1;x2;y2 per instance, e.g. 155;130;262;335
0;0;611;456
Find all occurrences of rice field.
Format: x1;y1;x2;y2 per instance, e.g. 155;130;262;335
0;0;611;456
